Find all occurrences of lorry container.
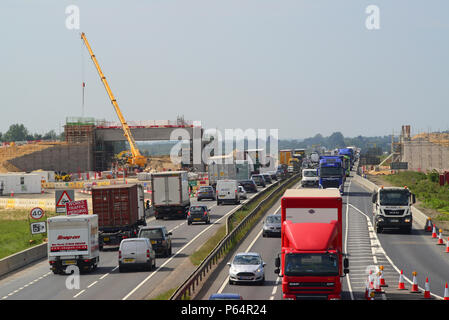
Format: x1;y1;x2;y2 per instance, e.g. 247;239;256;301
47;214;100;274
151;171;190;219
372;186;416;233
279;150;293;166
208;160;252;187
274;189;348;300
92;184;146;250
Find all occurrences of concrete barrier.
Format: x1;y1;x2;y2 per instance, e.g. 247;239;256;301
352;174;428;229
0;243;47;278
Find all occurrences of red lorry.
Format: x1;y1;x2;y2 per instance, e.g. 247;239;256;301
274;189;349;300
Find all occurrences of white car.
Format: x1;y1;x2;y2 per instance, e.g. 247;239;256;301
216;180;240;205
238;186;247;199
119;238;156;272
227;252;265;285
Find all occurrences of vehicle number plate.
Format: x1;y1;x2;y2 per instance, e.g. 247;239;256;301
194;218;202;221
62;260;76;266
103;237;110;241
151;240;156;244
240;276;252;280
124;258;135;263
390;219;399;223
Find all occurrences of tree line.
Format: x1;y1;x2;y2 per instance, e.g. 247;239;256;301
0;124;63;143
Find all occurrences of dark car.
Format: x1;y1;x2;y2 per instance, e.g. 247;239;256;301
269;172;278;181
138;226;172;257
251;175;266;188
197;186;216;201
262;174;273;184
187;205;211;225
238;180;258;193
262;214;281;237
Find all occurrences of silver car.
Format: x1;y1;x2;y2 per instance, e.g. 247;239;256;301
227;252;265;285
238;186;247;199
262;214;281;237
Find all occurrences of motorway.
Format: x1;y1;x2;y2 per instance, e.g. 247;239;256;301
0;186;270;300
197;172;449;300
2;171;449;300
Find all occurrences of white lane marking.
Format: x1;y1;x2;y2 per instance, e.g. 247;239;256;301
99;273;109;280
73;289;85;298
87;281;98;288
348;203;443;300
2;271;52;299
344;179;355;301
122;200;246;300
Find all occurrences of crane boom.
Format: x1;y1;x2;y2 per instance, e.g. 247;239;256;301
80;32;146;168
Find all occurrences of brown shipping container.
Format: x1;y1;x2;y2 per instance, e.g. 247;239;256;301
92;184;139;228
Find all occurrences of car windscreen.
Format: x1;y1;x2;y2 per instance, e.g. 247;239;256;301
284;253;339;276
303;170;317;177
233;255;261;265
190;206;206;213
139;229;163;239
266;215;281;224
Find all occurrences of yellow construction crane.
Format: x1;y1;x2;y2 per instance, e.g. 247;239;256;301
80;32;147;169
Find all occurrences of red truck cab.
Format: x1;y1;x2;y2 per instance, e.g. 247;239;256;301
274;189;349;300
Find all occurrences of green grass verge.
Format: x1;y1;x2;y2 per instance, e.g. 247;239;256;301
0;209;58;259
383;170;449;221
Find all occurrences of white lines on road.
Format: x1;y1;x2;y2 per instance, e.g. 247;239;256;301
73;290;85;298
1;271;51;300
87;281;98;288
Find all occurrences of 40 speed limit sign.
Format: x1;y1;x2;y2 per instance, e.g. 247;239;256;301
30;207;45;220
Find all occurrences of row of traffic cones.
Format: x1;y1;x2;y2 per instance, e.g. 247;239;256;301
365;267;449;300
398;269;449;300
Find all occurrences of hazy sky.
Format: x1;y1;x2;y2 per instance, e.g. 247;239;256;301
1;1;448;139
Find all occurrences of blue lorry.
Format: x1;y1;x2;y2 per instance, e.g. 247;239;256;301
318;156;345;194
338;148;354;168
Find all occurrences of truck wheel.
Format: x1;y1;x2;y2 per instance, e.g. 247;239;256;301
152;259;156;270
376;226;382;233
119;266;125;273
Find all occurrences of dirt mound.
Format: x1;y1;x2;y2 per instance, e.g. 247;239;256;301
0;142;62;173
144;155;181;172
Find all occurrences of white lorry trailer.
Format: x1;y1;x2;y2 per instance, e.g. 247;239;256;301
47;214;99;274
151;171;190;219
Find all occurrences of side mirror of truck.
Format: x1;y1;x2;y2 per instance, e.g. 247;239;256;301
274;268;280;275
344;268;350;275
412;194;416;204
371;193;377;204
275;257;280;268
344;258;349;269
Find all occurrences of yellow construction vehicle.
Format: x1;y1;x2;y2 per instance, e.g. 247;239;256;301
81;32;147;169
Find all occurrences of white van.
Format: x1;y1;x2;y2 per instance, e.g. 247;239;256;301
118;238;156;272
216;180;240;205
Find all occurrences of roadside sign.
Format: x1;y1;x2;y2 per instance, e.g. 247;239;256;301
66;200;89;216
55;189;75;214
391;162;408;170
30;207;44;220
30;221;46;235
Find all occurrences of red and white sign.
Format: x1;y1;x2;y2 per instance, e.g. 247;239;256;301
56;191;73;208
30;207;44;220
66;200;89;216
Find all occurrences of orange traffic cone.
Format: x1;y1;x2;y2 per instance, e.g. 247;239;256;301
423;277;431;299
444;283;449;300
410;271;420;293
432;224;437;238
425;217;433;232
437;229;444;245
446;238;449;253
379;265;388;287
398;270;406;290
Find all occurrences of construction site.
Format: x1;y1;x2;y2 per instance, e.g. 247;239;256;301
363;125;449;175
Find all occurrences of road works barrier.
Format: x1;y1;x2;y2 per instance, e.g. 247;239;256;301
0;243;48;278
170;173;301;300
